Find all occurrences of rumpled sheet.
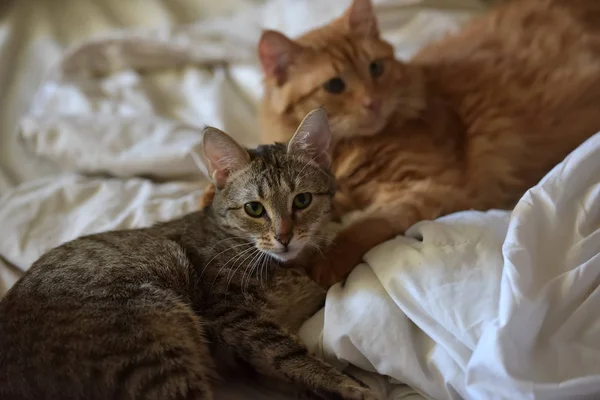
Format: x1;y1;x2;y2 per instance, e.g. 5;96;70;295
299;132;600;399
0;0;258;195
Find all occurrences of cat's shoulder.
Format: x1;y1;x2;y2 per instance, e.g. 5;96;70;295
21;214;201;286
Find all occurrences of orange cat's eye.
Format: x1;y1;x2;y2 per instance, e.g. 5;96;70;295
322;77;346;94
369;60;384;78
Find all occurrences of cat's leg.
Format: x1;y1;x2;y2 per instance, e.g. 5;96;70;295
305;216;396;287
215;306;376;400
362;180;474;232
308;181;473;287
108;295;217;400
264;268;326;331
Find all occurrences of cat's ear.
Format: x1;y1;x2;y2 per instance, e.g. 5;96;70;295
344;0;379;37
288;108;332;169
258;30;302;84
202;127;251;189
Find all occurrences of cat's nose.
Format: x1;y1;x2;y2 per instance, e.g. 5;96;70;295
275;232;293;247
363;97;381;113
275;218;293;248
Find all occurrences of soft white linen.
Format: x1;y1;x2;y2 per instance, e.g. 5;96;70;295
0;0;254;194
298;132;600;400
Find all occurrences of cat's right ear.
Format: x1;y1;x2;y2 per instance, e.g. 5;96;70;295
258;30;302;85
344;0;379;38
202;127;251;189
288;108;332;169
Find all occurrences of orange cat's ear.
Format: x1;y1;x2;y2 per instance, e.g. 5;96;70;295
288;108;332;169
344;0;379;37
258;30;302;84
202;127;250;189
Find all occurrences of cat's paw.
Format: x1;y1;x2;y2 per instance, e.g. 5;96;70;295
338;384;379;400
312;379;378;400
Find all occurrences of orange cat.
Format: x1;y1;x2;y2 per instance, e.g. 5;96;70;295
245;0;600;285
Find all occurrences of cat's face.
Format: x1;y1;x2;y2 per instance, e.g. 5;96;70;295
203;109;334;262
259;0;422;139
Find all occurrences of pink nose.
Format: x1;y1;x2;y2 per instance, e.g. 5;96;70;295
363;97;381;113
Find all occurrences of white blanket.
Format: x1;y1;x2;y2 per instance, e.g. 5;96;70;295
299;132;600;399
11;0;600;399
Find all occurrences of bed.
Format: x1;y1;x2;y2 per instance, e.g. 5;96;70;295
3;0;600;399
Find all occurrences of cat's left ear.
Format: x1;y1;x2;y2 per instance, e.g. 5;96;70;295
258;30;303;85
343;0;379;38
288;108;332;169
202;127;251;189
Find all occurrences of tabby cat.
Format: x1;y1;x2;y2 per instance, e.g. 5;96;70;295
254;0;600;285
0;109;375;400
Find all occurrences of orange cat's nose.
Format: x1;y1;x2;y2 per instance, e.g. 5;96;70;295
363;97;381;113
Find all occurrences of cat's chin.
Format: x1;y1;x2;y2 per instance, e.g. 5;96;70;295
331;116;388;138
267;247;303;263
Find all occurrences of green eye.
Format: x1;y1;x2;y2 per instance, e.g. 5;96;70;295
244;202;265;218
293;193;312;210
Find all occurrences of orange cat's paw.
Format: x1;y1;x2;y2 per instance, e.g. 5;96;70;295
310;240;363;288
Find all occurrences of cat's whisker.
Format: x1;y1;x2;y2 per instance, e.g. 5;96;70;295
259;252;269;289
222;247;257;293
199;241;253;282
241;248;263;295
308;240;326;256
308;233;335;243
225;247;259;295
242;249;263;296
211;245;256;292
208;236;250;249
248;254;263;295
253;251;268;284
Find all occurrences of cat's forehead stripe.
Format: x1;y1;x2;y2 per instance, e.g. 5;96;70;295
249;152;301;199
308;36;371;75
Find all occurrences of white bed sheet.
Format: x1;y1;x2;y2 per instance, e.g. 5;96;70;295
0;0;260;195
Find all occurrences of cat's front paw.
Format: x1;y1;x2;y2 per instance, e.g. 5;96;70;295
309;241;361;288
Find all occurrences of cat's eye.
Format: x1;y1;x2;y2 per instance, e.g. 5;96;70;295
369;60;384;78
322;77;346;94
293;193;312;210
244;202;265;218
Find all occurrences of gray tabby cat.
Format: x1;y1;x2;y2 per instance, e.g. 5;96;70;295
0;109;375;400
